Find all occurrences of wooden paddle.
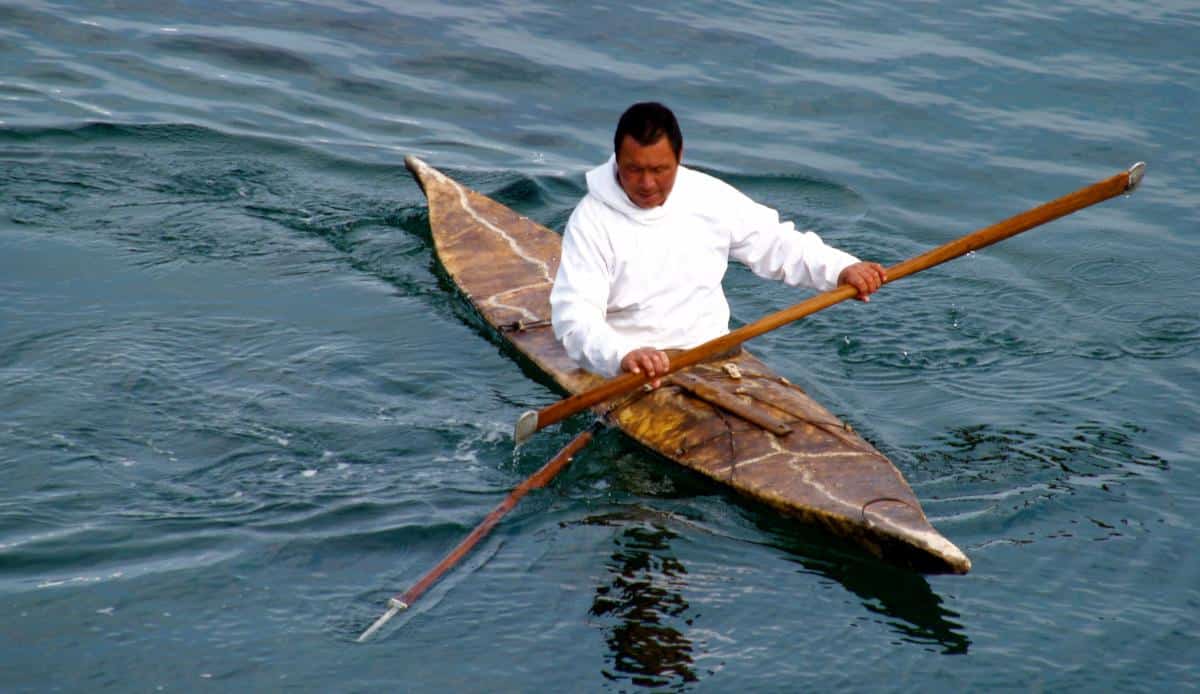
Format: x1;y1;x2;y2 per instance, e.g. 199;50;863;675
514;162;1146;444
357;422;601;641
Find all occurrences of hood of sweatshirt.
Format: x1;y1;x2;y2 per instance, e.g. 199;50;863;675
584;154;692;225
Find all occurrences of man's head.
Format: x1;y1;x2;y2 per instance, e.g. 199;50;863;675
613;102;682;209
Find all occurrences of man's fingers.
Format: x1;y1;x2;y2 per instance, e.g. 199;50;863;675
653;351;670;376
852;272;871;301
622;347;670;384
642;351;665;374
848;263;886;300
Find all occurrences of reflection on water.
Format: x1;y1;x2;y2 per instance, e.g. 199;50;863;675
577;505;972;690
586;519;698;689
798;554;970;655
749;511;972;656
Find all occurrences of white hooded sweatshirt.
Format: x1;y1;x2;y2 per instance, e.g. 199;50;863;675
550;155;859;377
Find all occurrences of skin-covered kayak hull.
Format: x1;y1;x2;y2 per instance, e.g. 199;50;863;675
406;155;969;574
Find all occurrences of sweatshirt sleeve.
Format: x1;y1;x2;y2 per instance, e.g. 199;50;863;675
725;187;859;291
550;201;637;377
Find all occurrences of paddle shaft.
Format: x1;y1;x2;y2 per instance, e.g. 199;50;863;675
520;164;1143;440
357;424;599;641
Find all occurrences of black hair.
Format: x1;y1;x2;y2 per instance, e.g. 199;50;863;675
613;102;682;159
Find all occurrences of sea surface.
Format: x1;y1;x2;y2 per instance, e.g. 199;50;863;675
2;1;1198;691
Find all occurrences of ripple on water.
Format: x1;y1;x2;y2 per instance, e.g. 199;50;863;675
1119;313;1200;360
799;277;1064;390
800;271;1138;401
907;419;1168;544
1067;257;1154;288
1069;340;1125;361
812;332;1008;390
949;278;1063;358
1095;301;1164;323
933;355;1125;403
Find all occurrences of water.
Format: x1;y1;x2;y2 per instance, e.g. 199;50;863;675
2;1;1197;691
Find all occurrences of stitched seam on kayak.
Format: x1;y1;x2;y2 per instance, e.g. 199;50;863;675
713;407;737;482
454;185;553;283
709;444;876;516
483;284;551;325
709;446;876;483
667;389;742;467
483;294;541;322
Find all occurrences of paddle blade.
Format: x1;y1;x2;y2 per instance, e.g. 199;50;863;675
514;410;538;445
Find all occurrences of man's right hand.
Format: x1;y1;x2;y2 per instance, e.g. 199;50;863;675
620;347;670;388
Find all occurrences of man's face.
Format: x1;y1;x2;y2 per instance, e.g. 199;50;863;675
616;134;680;209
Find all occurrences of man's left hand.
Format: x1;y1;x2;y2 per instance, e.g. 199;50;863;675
838;262;887;302
620;347;670;388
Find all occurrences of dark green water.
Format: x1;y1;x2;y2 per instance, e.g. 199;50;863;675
2;2;1197;691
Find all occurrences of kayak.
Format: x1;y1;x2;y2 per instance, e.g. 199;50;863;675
406;155;970;574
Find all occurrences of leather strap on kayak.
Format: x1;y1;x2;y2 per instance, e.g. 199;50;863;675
668;370;793;437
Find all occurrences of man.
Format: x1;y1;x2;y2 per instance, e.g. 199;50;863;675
550;102;885;385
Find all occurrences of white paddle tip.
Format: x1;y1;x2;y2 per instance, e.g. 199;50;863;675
1127;162;1146;191
356;599;408;642
514;410;538;446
